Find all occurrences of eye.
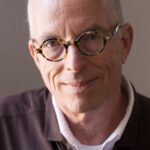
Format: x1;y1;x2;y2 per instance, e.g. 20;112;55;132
81;32;101;41
43;39;60;48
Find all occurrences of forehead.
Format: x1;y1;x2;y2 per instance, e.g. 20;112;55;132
35;0;109;13
32;0;116;40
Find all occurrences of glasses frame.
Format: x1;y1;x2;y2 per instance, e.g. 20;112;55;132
33;23;122;62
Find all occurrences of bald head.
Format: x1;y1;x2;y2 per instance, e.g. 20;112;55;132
27;0;123;38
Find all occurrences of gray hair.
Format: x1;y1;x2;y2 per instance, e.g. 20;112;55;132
113;0;124;23
27;0;34;38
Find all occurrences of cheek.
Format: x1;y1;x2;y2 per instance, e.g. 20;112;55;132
92;53;119;73
104;41;122;68
38;59;63;94
90;44;122;81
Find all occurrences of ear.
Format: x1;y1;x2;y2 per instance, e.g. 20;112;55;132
120;23;133;64
28;40;41;69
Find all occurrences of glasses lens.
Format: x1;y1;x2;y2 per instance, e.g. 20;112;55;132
77;32;104;55
42;39;66;61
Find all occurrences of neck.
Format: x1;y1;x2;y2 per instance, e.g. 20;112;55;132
63;88;128;145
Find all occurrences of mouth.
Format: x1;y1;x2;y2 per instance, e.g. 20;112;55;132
61;77;99;91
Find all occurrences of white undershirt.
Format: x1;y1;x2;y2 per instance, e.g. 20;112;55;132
52;78;134;150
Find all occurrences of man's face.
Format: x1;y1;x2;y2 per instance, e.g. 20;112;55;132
29;0;132;114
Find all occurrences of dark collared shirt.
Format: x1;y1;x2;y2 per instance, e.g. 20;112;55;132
0;87;150;150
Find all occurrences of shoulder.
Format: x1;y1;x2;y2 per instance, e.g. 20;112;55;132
135;92;150;114
134;92;150;135
0;88;54;149
0;87;51;118
134;92;150;120
132;92;150;148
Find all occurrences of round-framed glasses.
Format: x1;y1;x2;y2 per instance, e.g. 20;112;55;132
32;23;122;62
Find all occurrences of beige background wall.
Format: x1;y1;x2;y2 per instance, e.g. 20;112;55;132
122;1;150;97
0;0;149;97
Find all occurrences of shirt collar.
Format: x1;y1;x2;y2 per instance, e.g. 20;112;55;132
52;76;135;150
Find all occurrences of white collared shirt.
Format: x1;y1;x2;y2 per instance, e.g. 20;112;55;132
52;78;134;150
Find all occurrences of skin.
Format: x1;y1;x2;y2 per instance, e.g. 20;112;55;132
28;0;133;145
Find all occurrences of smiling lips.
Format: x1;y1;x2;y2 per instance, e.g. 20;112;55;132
62;77;98;88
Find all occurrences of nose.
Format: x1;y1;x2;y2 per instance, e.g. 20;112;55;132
64;45;87;72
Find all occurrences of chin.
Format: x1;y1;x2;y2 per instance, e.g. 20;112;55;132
63;96;98;114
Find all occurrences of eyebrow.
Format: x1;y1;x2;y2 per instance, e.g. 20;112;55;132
39;24;108;43
40;34;58;42
79;24;108;35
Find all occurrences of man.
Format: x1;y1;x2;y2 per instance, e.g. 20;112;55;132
0;0;150;149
